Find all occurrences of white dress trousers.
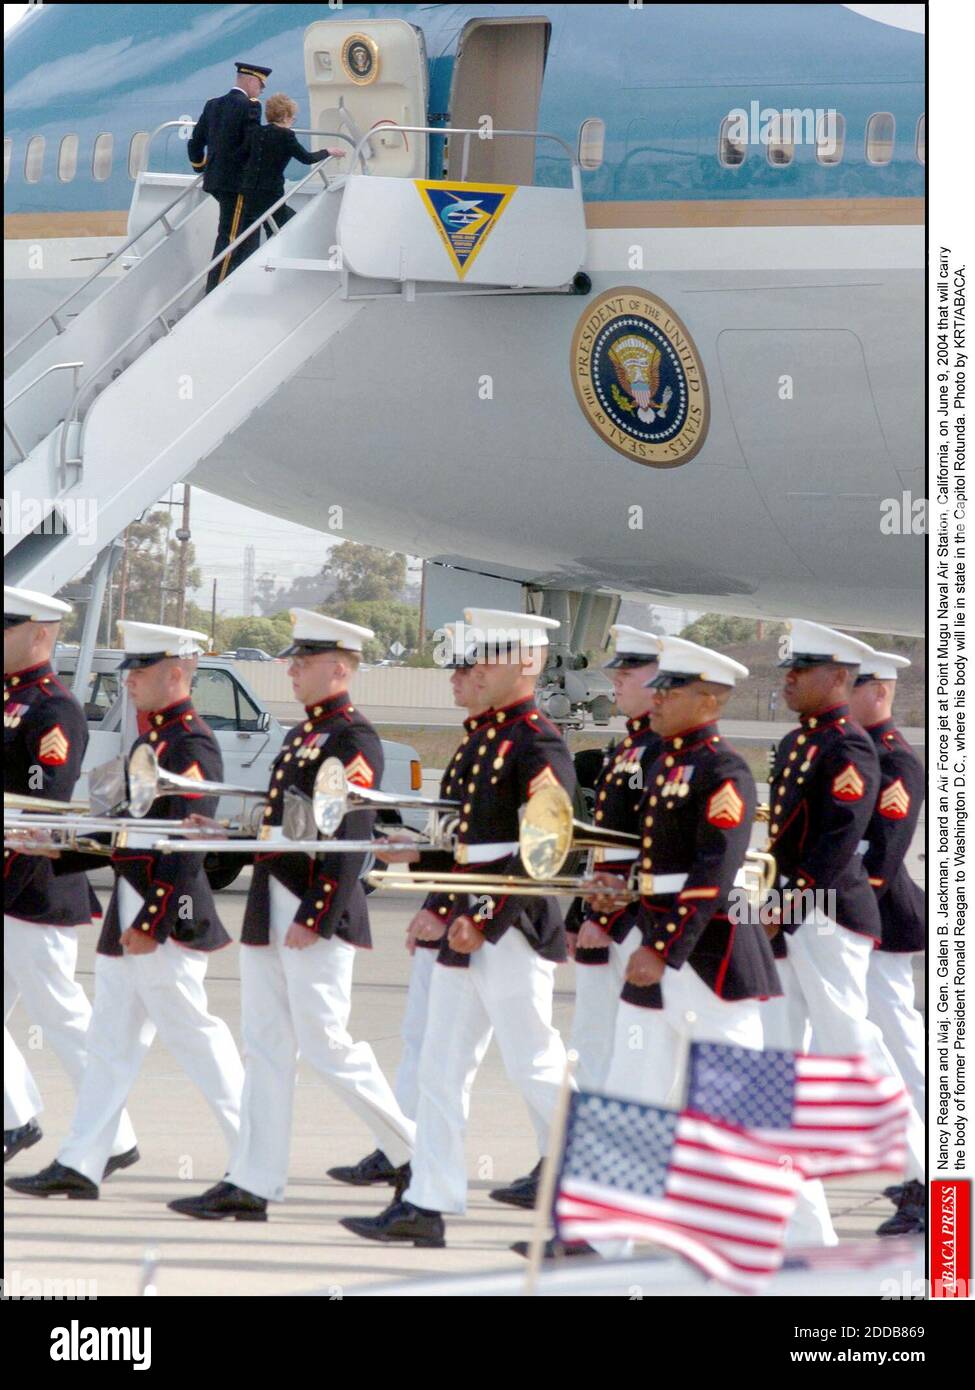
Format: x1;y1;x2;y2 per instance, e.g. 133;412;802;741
569;924;642;1091
759;954;837;1248
603;962;764;1110
4;912;136;1160
228;877;415;1202
405;926;569;1215
786;912;925;1180
58;879;243;1184
394;945;437;1119
866;950;925;1120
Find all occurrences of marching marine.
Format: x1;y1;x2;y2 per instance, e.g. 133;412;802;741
3;586;137;1172
8;622;243;1200
766;620;926;1218
601;636;780;1110
327;630;487;1194
565;624;663;1092
849;645;926;1236
342;609;576;1248
169;611;415;1221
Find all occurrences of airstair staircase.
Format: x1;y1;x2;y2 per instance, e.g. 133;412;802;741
4;124;587;599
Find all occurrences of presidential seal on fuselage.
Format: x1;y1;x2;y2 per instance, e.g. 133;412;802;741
571;287;709;467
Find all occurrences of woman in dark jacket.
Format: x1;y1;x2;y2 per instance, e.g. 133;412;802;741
236;94;342;262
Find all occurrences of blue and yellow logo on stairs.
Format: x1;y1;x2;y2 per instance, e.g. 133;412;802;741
415;181;516;279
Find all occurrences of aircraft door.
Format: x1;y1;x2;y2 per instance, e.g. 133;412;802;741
303;17;429;178
447;17;551;184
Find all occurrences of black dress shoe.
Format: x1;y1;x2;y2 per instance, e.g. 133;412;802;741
510;1236;596;1260
882;1182;906;1203
876;1180;926;1237
4;1119;43;1164
103;1146;140;1180
489;1159;542;1210
168;1180;267;1221
340;1198;445;1247
327;1149;400;1186
6;1160;98;1199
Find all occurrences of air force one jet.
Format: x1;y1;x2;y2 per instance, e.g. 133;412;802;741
4;4;924;674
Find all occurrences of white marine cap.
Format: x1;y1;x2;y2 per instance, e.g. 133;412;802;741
779;619;875;670
4;585;72;627
604;624;661;669
117;620;208;670
278;608;374;658
854;647;911;683
462;607;560;657
646;635;748;689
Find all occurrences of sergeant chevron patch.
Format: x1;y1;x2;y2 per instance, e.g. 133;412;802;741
38;724;69;765
877;778;911;819
528;765;561;797
344;753;375;788
832;763;866;801
706;780;745;828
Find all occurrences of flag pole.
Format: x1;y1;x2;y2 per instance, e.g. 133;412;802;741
523;1048;577;1298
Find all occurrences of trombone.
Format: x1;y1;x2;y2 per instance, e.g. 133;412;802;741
369;784;778;909
134;756;462;856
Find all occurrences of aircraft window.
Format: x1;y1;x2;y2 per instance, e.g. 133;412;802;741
128;132;150;179
765;113;794;166
578;118;605;171
58;134;79;183
24;135;45;184
92;132;114;181
3;138;11;184
718;116;746;167
865;112;895;165
915;114;925;165
815;111;845;165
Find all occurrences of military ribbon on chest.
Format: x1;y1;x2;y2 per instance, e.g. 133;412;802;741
297;731;330;762
661;764;693;798
4;702;29;729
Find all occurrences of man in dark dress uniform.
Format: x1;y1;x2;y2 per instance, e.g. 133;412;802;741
602;635;780;1111
327;632;485;1193
766;619;925;1220
341;608;576;1248
3;586;137;1170
565;624;663;1092
169;611;414;1222
7;622;242;1200
187;60;270;292
850;645;926;1236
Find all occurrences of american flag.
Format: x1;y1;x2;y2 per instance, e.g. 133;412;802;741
686;1042;910;1180
553;1091;806;1294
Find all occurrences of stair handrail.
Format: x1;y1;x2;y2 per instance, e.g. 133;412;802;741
6;123;357;369
348;124;581;192
55;154;344;489
4;361;84;464
4;170;205;365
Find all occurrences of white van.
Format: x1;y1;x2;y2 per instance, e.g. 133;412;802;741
55;646;424;890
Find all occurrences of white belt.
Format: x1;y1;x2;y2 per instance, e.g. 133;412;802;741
456;841;519;865
595;847;638;864
260;826;292;845
856;839;869;855
647;867;750;897
120;831;160;851
650;873;688;894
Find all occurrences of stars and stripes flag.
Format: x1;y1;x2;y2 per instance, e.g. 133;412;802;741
686;1042;911;1180
553;1091;806;1294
